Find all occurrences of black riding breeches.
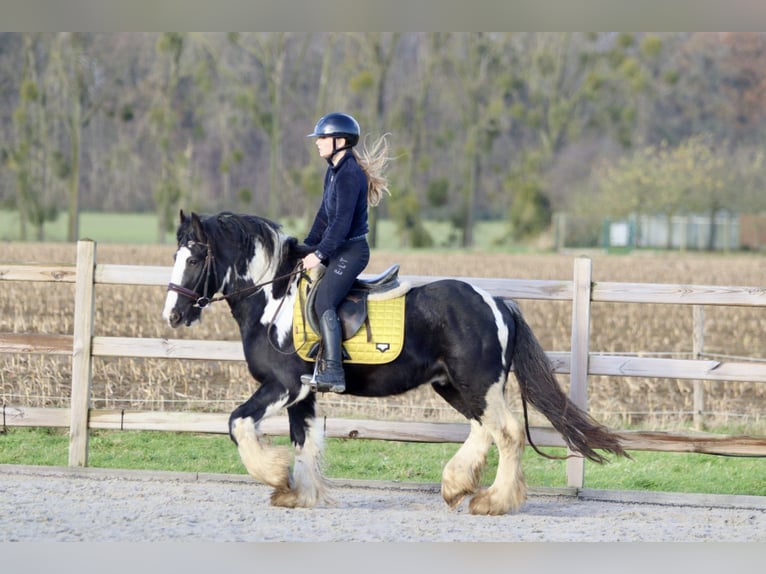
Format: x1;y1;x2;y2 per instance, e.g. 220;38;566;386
312;239;370;318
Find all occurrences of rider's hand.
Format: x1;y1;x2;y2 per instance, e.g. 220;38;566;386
302;252;322;270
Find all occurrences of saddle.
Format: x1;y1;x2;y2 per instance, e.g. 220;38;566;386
294;264;411;364
304;264;403;339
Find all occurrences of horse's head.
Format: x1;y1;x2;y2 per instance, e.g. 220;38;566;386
162;210;222;328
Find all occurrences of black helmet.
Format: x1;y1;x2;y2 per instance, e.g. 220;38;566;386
307;112;360;147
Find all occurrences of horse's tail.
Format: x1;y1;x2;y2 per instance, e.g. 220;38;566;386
504;300;629;464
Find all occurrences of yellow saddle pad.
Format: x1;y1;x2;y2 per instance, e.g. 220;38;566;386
293;279;405;365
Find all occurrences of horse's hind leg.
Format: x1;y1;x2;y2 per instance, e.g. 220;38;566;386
468;382;527;515
432;383;493;508
441;419;493;509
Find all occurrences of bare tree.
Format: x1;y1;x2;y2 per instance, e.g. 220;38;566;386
49;32;105;242
344;32;401;247
440;33;510;247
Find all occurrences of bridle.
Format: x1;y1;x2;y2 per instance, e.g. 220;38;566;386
166;236;310;356
166;239;305;309
166;240;220;308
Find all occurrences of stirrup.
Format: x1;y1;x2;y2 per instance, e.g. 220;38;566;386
314;380;346;393
300;373;345;394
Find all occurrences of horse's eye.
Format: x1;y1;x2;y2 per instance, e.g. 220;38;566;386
188;258;199;266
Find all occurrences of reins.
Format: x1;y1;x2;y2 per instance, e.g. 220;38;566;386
166;239;306;309
167;236;311;357
168;267;305;308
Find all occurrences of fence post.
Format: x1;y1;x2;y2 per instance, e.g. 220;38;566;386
567;257;593;489
69;240;96;467
693;305;705;431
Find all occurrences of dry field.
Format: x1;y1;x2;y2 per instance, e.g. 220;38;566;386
1;241;765;432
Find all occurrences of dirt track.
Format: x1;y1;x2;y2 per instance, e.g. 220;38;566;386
1;464;764;542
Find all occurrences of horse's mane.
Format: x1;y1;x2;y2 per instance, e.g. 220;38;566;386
179;211;284;278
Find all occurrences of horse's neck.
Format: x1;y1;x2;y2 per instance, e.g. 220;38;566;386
226;274;299;349
223;233;300;340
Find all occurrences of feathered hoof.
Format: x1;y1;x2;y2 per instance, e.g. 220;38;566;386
468;486;526;516
271;486;311;508
441;485;471;510
237;441;293;489
269;480;335;508
441;468;481;509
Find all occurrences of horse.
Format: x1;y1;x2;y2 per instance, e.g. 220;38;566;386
162;210;627;515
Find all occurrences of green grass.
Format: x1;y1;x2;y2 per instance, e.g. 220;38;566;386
2;427;764;497
0;210;516;251
0;211;173;244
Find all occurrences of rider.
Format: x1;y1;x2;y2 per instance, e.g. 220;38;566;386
300;112;391;393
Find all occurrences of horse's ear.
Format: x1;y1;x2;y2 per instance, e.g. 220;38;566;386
190;212;206;243
179;209;186;224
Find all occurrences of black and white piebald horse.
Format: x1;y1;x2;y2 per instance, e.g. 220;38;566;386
162;211;627;515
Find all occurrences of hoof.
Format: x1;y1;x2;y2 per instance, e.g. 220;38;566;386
270;484;329;508
441;484;471;509
468;486;526;516
271;486;306;508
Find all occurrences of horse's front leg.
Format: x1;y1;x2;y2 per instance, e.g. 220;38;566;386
270;396;333;508
229;383;306;495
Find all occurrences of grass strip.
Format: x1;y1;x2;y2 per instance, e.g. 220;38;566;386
1;427;764;496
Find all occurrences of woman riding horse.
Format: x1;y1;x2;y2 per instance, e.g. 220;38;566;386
301;112;391;393
162;209;628;515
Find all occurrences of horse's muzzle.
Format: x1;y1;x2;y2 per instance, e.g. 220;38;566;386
167;309;183;328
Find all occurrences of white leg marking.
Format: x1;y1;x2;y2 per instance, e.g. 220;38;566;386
441;419;493;508
231;417;292;490
469;382;527;515
272;417;332;508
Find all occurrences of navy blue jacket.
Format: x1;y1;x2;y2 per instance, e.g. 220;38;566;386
304;153;368;262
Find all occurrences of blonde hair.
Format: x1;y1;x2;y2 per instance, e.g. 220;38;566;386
354;133;392;207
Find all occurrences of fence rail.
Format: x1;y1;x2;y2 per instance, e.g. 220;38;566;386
5;406;764;458
2;240;766;489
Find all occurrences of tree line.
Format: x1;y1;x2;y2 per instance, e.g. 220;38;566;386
1;32;765;246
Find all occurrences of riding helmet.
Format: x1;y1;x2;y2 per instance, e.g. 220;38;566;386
307;112;360;147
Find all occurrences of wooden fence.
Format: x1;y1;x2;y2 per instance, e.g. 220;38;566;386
2;239;766;490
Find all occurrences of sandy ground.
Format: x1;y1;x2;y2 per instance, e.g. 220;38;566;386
1;464;764;543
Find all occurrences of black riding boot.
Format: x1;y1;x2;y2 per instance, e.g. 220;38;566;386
303;309;346;393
